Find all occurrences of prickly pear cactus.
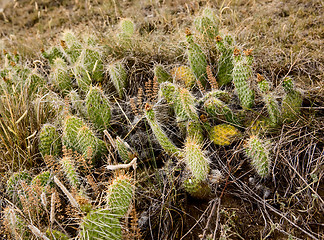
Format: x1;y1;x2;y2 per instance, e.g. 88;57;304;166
61;30;82;63
120;18;135;36
77;125;101;161
194;16;218;41
186;30;208;86
80;209;122;240
204;97;238;125
186;121;204;144
215;35;235;86
154;64;172;83
39;124;62;158
41;46;66;65
183;178;211;199
184;136;210;181
116;136;133;163
107;61;128;98
3;207;30;239
160;82;198;123
85;86;111;130
27;69;47;96
171;65;196;89
106;175;134;217
79;46;103;83
257;75;280;126
31;170;54;188
245;135;271;178
144;103;181;157
60;156;80;190
63;115;84;151
118;18;135;49
6;171;32;200
281;77;302;122
50;57;72;96
73;63;92;93
209;124;240;146
232;49;254;109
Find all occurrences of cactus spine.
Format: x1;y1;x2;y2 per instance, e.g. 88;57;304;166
39;124;62;158
232;49;254;108
106;175;134;217
108;61;128;98
245;135;271;178
85;86;111;130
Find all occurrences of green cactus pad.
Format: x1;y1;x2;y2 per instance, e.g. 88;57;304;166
80;209;122;240
145;105;181;157
245;135;271;178
216;35;235;86
79;47;103;82
232;52;255;108
107;61;128;98
204;97;238;125
106;175;134;217
39;124;62;158
85;86;111;130
115;136;133;163
183;178;211;199
120;18;135;36
51;58;72;96
73;64;92;93
61;30;82;63
186;35;208;86
63;115;84;151
42;46;66;65
281;77;302;122
154;64;172;83
60;156;80;190
31;171;54;188
184;136;210;181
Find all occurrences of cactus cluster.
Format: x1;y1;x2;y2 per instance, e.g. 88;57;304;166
1;7;308;239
